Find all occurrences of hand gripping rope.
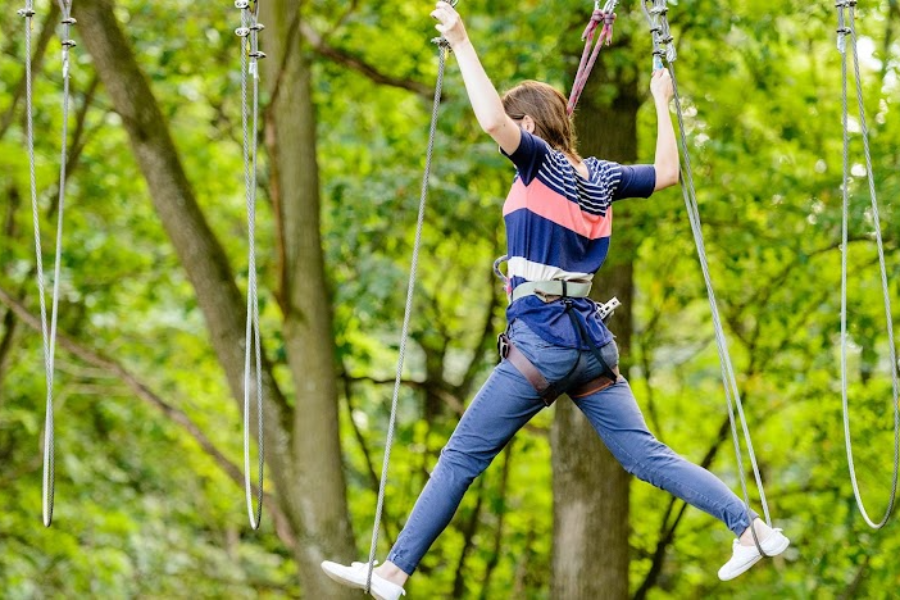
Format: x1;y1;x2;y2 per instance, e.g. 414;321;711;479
567;0;619;116
836;0;899;529
364;2;457;591
18;0;77;528
235;0;266;531
642;0;774;556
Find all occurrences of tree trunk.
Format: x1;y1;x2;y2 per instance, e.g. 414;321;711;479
261;0;358;590
551;52;640;600
75;2;356;596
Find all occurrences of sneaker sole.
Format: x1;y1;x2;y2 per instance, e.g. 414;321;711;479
321;563;395;600
765;534;791;557
719;535;791;581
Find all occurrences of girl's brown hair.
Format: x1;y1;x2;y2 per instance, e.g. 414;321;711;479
501;81;580;160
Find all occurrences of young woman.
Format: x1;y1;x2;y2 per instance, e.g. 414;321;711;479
323;3;789;597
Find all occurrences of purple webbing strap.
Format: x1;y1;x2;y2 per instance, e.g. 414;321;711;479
567;9;616;116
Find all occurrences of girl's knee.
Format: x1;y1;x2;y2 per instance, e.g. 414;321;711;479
618;439;678;479
437;445;490;481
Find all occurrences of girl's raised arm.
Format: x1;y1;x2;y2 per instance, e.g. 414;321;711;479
431;2;522;155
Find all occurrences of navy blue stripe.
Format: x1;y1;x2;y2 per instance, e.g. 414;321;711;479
504;210;611;274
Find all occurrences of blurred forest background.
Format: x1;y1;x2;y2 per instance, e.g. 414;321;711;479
1;0;899;597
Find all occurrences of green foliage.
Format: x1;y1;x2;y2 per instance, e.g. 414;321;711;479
2;0;900;597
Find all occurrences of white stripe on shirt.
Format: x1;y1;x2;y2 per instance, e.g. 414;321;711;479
507;256;594;283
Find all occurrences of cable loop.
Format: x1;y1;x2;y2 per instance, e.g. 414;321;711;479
237;0;265;531
836;0;899;530
22;0;75;527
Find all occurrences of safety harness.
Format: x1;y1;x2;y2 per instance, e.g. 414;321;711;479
494;258;621;405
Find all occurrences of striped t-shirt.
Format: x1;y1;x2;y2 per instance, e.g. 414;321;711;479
502;130;656;349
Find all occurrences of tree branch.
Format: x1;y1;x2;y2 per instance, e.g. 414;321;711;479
340;371;396;547
0;284;298;550
347;373;466;415
298;21;435;100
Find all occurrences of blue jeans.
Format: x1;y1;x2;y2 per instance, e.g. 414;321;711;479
387;319;756;575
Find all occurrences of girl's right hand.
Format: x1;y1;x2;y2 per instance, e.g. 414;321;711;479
431;1;469;48
650;69;674;103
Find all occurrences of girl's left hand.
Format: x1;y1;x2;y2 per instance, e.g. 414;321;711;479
431;1;468;48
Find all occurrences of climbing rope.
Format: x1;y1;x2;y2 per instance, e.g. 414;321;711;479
235;0;266;531
18;0;77;527
836;0;899;529
642;0;773;556
567;0;618;116
364;17;455;595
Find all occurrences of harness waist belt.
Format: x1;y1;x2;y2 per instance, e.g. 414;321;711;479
511;280;592;304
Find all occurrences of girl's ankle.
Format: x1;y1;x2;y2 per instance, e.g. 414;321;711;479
739;518;772;546
375;563;409;586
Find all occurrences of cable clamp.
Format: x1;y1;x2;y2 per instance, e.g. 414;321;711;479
236;27;250;37
250;51;267;60
250;23;265;31
61;40;76;48
61;17;76;25
235;0;250;8
18;8;36;17
431;36;452;50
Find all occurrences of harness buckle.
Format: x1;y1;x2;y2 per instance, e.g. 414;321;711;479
596;296;621;323
497;332;511;360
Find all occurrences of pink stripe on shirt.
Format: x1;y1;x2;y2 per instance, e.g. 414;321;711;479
503;178;612;240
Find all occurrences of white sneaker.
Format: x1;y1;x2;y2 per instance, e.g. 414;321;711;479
718;528;790;581
321;560;406;600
